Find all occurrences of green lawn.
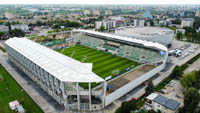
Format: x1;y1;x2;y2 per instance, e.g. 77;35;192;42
0;64;43;113
57;45;140;88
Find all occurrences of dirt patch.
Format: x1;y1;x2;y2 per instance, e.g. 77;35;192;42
107;64;155;94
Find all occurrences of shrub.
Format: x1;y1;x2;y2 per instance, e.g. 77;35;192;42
181;63;189;71
0;46;5;52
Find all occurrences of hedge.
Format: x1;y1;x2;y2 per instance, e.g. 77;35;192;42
0;45;5;52
187;53;200;64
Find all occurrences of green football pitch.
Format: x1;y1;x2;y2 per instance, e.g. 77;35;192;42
0;64;43;113
57;45;140;88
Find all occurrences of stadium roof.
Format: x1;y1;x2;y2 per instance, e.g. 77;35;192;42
116;27;173;35
76;29;168;52
5;38;105;83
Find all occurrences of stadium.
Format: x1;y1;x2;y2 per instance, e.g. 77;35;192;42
5;29;168;112
115;27;174;47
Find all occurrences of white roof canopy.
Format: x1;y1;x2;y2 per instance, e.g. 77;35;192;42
5;38;105;83
75;29;168;52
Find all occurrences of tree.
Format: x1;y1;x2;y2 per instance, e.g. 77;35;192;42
97;16;104;21
194;17;200;29
194;70;200;89
9;29;25;37
53;34;56;39
172;65;183;77
150;20;154;26
171;19;181;25
183;88;200;113
145;80;154;96
119;101;137;113
7;21;11;31
53;24;60;29
186;32;193;42
0;32;4;37
176;32;183;40
180;71;196;89
196;32;200;44
100;25;105;32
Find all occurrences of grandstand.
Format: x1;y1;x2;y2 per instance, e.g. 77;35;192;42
73;30;166;64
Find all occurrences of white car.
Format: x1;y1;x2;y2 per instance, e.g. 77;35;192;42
175;49;182;57
168;50;176;56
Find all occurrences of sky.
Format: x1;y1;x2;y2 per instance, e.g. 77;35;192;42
1;0;200;5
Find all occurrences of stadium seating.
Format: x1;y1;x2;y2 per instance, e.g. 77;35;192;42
74;34;165;63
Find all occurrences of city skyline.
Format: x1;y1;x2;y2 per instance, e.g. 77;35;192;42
1;0;200;5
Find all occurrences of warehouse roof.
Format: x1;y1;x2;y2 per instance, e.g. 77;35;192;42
76;29;168;52
5;38;105;83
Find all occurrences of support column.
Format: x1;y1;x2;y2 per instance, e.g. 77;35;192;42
76;82;80;110
102;81;107;108
89;82;92;110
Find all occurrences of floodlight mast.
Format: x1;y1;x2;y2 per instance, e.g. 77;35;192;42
71;51;75;57
82;56;87;62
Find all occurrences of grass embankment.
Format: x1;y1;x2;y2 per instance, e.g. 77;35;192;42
0;64;43;113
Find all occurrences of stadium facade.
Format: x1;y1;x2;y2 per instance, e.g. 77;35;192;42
5;38;106;111
5;30;168;112
115;27;174;47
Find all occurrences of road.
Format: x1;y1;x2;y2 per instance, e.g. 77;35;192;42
184;58;200;74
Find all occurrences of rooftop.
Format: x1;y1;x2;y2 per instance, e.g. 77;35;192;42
116;27;173;35
152;94;180;111
5;38;104;83
76;29;168;52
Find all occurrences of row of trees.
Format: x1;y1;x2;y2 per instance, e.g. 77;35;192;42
9;29;25;37
28;20;83;29
116;100;160;113
176;27;200;43
52;20;83;29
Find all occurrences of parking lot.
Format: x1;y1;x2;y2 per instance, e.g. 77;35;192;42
168;39;200;66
